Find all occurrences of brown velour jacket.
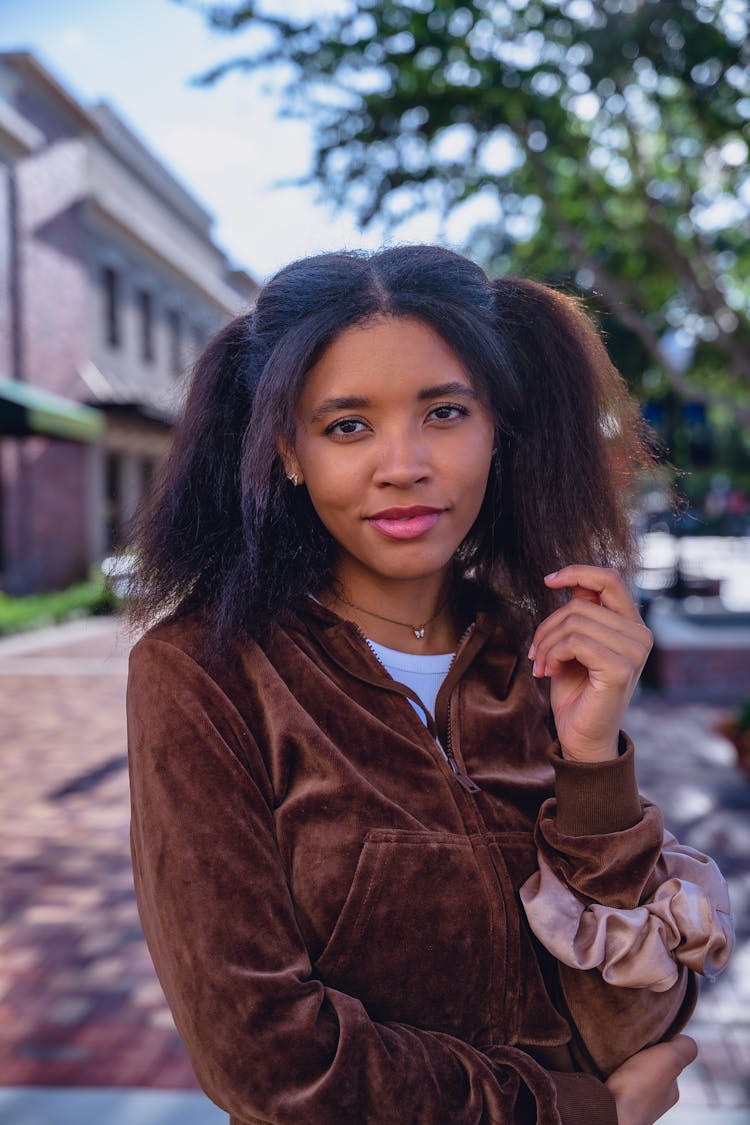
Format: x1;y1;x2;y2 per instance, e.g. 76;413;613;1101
127;595;697;1125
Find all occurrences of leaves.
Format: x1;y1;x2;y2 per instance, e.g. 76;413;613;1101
189;0;750;413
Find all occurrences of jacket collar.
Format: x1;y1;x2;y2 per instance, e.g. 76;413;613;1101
283;584;520;713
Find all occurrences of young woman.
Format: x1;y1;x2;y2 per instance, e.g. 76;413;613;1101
126;246;732;1125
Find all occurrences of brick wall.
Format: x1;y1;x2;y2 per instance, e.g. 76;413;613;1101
4;436;91;593
656;644;750;703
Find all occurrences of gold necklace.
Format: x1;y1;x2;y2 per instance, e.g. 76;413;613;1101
332;589;452;640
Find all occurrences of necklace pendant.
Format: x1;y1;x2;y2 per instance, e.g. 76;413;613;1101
413;626;425;639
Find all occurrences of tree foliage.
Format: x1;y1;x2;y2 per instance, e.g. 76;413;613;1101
190;0;750;417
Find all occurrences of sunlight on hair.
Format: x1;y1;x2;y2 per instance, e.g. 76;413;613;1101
600;411;622;438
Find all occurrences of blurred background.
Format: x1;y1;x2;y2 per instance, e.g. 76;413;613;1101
0;0;748;1122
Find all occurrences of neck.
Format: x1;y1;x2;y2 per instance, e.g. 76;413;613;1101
324;572;462;654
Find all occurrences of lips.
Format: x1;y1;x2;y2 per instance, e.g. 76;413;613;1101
368;506;442;520
366;506;444;541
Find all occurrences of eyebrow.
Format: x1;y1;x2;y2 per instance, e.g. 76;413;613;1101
309;382;478;423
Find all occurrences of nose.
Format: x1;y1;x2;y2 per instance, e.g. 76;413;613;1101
371;426;431;488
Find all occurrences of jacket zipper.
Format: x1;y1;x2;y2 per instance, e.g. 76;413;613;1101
440;623;481;793
445;753;480;792
355;621;482;793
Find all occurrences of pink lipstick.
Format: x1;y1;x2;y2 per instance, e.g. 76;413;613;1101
367;506;443;541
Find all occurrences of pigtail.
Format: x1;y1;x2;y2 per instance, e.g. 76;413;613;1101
126;278;349;652
126;313;257;636
489;278;651;621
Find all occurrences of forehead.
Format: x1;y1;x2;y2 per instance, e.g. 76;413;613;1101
300;316;473;399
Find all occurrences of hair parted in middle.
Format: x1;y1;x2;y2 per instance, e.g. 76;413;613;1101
128;244;651;650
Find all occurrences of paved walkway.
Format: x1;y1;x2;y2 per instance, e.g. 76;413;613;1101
0;616;747;1123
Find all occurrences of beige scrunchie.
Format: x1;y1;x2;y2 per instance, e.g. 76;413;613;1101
520;830;734;992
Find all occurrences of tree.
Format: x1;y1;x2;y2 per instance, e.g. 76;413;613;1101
189;0;750;419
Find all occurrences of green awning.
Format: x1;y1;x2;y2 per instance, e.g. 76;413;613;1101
0;379;104;442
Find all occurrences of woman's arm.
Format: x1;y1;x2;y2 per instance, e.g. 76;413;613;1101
529;566;653;766
127;635;617;1124
522;742;702;1076
522;815;733;991
522;567;732;1075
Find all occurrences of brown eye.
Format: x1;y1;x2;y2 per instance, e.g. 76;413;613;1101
428;404;469;422
325;418;367;436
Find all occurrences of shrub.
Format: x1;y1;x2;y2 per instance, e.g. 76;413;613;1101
0;573;118;636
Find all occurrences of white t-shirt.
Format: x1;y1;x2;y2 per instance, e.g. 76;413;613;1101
367;639;454;735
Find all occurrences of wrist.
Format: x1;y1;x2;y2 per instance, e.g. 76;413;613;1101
552;734;642;835
560;738;619;763
604;1079;635;1125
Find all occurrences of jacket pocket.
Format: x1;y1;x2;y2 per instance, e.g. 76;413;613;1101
313;828;504;1043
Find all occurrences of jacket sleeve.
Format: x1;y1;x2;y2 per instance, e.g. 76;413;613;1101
521;738;713;1076
127;636;617;1125
520;829;733;991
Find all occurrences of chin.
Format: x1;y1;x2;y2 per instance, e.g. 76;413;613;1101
367;557;457;583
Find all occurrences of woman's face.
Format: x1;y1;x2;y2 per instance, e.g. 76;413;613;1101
285;316;496;596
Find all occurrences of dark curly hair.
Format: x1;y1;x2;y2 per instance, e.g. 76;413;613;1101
126;245;651;653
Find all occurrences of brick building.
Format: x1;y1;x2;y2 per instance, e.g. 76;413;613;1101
0;52;258;594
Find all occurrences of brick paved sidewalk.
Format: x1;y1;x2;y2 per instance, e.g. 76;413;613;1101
625;698;750;1120
0;616;748;1122
0;618;200;1095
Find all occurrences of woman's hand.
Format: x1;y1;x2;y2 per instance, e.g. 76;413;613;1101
528;565;653;763
605;1035;698;1125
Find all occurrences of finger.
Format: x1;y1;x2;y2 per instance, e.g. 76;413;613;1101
544;565;641;622
534;633;636;686
532;616;647;675
531;600;652;661
569;586;603;606
533;616;649;679
533;597;649;643
670;1035;698;1070
645;1036;698;1079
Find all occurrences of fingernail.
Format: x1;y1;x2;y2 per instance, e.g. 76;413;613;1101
532;660;541;677
528;643;536;660
544;571;558;581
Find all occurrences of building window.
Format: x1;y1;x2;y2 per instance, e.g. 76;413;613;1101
102;266;120;348
138;290;154;363
167;309;182;376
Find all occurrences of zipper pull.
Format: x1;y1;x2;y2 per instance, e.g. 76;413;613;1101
447;755;480;793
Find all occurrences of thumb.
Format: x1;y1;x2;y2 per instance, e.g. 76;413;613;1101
669;1035;698;1069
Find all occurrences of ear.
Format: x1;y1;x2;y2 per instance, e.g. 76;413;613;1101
277;440;304;485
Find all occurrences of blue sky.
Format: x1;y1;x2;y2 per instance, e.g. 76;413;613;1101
0;0;429;280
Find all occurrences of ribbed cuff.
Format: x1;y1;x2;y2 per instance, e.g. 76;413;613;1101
552;733;642;836
551;1071;618;1125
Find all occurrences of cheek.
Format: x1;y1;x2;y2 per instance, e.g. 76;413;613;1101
459;462;494;524
302;459;360;523
454;440;494;492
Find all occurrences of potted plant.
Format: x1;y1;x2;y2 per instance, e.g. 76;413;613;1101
715;698;750;779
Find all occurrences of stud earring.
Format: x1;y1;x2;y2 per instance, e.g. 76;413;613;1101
287;473;299;486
